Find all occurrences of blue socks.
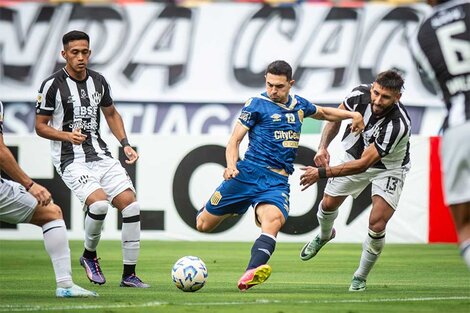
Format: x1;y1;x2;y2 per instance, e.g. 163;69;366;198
247;233;276;270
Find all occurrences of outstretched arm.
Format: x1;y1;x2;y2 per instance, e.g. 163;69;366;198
224;122;248;180
101;105;138;164
0;134;51;206
312;104;364;135
300;144;381;191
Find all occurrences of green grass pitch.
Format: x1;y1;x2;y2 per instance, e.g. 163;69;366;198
0;240;469;313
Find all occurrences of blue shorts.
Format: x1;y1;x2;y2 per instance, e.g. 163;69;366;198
205;160;290;221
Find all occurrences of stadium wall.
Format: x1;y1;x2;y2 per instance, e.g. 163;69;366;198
0;2;456;242
0;134;457;243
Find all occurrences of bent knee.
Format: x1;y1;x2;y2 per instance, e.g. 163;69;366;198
196;217;214;233
47;203;63;220
31;203;63;226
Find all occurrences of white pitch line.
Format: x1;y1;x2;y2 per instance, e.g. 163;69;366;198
1;297;469;312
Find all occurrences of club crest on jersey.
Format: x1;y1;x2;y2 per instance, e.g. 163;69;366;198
271;114;281;122
91;92;102;105
80;89;87;99
78;175;89;185
210;191;222;206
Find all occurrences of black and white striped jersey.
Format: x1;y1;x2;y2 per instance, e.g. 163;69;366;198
0;101;3;135
36;68;113;173
341;84;411;170
0;101;3;179
411;0;470;131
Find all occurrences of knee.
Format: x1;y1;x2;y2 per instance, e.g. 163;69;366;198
196;217;211;233
49;203;63;220
321;195;340;211
369;219;387;233
31;203;63;226
88;200;109;215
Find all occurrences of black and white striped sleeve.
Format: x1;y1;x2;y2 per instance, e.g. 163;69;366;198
36;78;57;116
0;101;4;134
100;76;113;107
343;84;369;112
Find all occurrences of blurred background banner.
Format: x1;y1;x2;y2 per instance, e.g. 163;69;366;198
0;1;456;242
1;1;444;136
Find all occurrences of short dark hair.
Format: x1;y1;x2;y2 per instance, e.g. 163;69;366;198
62;30;89;47
375;70;404;93
265;60;293;81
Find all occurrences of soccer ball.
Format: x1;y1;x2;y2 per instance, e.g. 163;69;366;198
171;256;208;292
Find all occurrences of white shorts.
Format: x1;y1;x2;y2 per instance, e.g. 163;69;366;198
324;167;408;210
442;122;470;205
0;178;38;224
59;158;135;209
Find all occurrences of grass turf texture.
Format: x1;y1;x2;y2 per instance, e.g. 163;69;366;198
0;241;469;313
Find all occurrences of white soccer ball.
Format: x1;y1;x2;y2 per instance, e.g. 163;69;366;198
171;256;208;292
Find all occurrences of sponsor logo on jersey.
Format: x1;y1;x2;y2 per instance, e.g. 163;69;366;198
274;130;300;141
210;191;222;206
271;113;281;122
36;94;42;107
363;124;382;145
282;141;299;148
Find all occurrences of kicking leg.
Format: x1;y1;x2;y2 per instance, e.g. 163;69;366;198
237;204;284;291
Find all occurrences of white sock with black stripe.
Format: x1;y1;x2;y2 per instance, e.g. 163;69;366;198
42;219;73;288
84;201;109;252
354;229;386;280
317;201;338;241
121;202;141;266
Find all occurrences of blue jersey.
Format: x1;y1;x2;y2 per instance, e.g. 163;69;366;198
238;92;317;174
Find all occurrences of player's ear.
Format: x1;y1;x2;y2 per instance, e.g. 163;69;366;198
396;92;402;102
61;50;66;60
289;79;295;87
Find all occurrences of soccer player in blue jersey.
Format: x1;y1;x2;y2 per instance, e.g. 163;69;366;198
196;60;365;291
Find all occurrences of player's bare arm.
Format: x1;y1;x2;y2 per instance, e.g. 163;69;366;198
312;105;364;135
300;144;381;191
224;122;248;180
35;115;86;145
101;105;138;164
314;103;349;167
0;134;52;206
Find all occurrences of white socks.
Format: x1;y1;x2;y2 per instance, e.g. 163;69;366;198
42;219;73;288
84;201;109;252
354;229;386;280
121;202;141;265
460;240;470;270
317;201;338;241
